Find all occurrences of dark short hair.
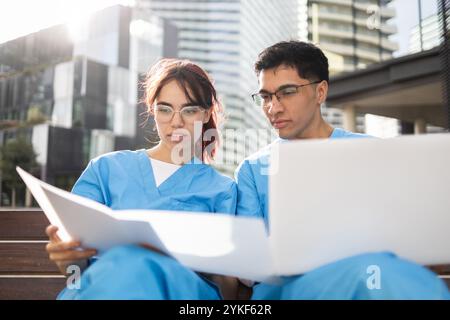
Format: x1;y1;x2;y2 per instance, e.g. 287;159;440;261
254;41;329;83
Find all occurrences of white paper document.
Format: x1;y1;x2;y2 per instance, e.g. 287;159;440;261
17;134;450;282
17;167;275;282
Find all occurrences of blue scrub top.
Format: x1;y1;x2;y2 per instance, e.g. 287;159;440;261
234;128;370;226
72;149;237;215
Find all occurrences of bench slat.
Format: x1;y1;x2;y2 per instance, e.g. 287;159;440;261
0;277;65;300
0;276;446;300
0;211;50;241
0;243;60;275
0;209;449;300
429;265;450;275
441;277;450;290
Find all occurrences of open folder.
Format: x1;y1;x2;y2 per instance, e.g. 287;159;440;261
17;167;276;282
17;133;450;283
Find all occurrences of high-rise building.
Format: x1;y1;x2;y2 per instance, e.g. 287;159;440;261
0;5;177;197
409;13;442;54
305;0;398;134
136;0;299;175
409;12;447;134
307;0;398;72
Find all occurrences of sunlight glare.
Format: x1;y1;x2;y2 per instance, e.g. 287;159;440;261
0;0;135;44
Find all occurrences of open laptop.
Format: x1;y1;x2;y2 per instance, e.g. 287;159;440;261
269;133;450;275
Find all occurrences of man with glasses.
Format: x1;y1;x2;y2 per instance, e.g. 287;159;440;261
235;41;450;299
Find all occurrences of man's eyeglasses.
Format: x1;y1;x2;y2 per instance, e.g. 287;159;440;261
251;81;322;107
153;105;206;123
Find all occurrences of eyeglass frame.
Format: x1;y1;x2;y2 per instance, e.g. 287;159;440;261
152;103;207;123
251;81;322;107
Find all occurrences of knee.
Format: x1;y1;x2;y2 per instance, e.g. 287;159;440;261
282;252;449;299
102;244;150;261
303;251;397;282
339;252;449;299
344;251;431;280
334;251;419;283
340;251;397;276
99;244;173;272
302;251;415;289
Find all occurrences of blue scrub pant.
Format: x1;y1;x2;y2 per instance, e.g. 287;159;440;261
58;245;450;300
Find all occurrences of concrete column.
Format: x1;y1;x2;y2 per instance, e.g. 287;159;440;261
312;3;320;44
25;189;32;207
414;118;426;134
343;105;357;132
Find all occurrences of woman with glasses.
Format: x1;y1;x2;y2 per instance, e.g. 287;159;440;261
46;58;239;299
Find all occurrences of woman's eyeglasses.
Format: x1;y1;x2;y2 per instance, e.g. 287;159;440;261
153;105;206;123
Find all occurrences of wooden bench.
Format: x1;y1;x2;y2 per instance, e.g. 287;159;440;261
0;209;449;299
0;209;65;299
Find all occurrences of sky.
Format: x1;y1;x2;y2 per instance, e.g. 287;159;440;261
391;0;439;56
0;0;442;56
0;0;133;44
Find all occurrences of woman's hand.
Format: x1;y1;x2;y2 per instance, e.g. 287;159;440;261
45;225;97;276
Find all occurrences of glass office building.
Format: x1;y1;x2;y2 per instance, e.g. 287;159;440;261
0;5;178;197
136;0;299;175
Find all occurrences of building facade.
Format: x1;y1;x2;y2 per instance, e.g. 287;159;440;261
305;0;398;134
0;5;177;204
409;13;442;54
136;0;299;174
307;0;398;72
